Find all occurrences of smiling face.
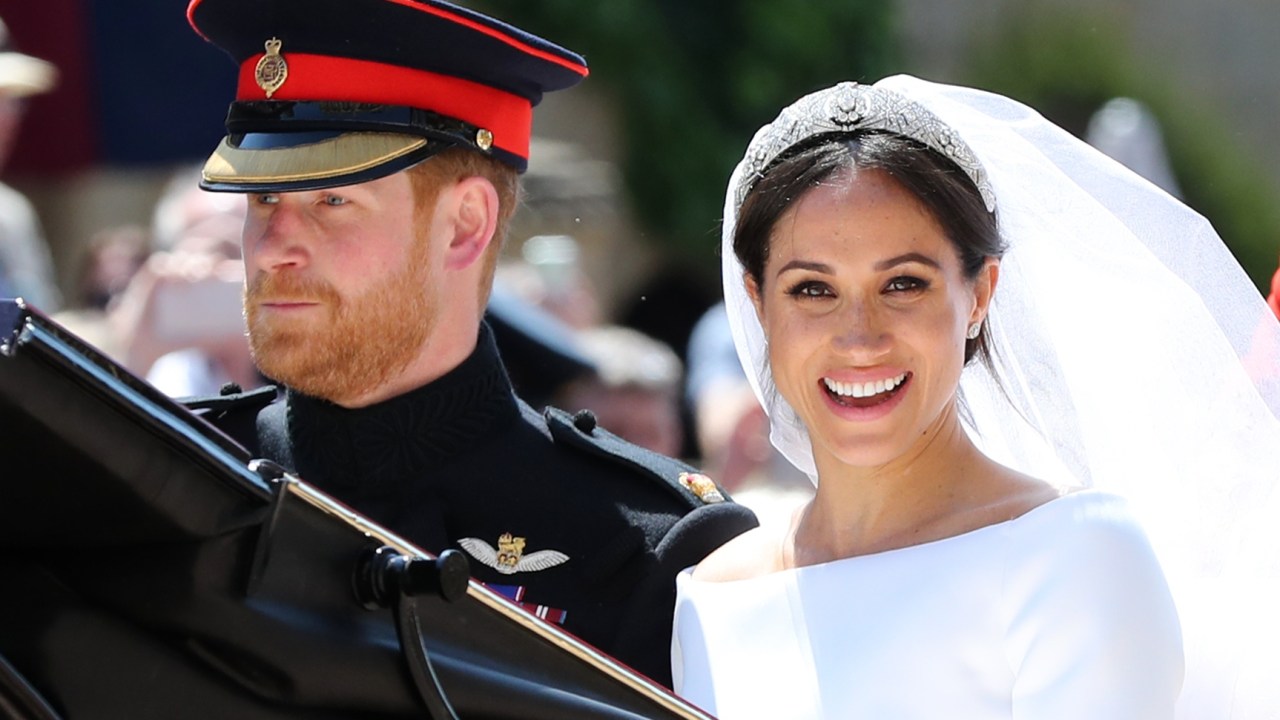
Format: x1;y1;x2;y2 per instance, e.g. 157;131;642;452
748;168;995;471
242;170;439;404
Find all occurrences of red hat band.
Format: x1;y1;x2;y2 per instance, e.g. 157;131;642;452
236;51;532;162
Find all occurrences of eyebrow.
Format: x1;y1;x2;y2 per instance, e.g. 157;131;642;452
774;259;832;277
774;252;941;278
875;253;940;271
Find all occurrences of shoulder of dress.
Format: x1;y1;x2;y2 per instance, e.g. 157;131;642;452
541;405;731;509
1003;491;1164;580
180;384;279;414
1010;491;1141;540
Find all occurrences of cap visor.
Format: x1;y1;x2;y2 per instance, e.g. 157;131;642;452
201;130;444;192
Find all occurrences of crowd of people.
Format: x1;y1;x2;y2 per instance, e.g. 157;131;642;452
1;1;1279;718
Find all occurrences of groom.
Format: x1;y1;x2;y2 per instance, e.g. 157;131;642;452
184;0;757;686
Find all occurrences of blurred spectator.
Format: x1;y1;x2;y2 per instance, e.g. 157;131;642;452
489;239;602;408
0;15;61;311
108;165;257;396
617;265;722;458
685;302;812;527
48;224;148;361
686;303;768;483
485;282;597;410
72;224;148;311
151;165;246;253
1268;255;1280;322
1086;97;1182;197
555;324;684;458
496;234;601;330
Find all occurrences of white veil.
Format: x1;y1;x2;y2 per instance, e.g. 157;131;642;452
721;75;1280;718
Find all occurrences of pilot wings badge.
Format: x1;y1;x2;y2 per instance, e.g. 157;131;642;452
458;533;570;575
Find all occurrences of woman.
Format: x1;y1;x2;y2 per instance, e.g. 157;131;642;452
672;76;1280;718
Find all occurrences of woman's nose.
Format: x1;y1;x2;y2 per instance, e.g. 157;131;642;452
830;300;891;357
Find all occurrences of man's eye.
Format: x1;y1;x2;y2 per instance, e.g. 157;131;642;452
255;193;280;205
323;195;349;206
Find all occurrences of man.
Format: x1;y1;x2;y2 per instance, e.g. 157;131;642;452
184;0;756;686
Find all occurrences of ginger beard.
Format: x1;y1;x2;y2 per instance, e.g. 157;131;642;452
244;231;435;405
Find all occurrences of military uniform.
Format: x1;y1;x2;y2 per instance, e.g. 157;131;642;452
192;324;755;685
182;0;758;685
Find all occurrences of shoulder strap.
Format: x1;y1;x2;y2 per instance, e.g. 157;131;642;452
542;406;728;508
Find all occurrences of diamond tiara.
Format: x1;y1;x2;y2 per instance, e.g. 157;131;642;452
733;81;996;213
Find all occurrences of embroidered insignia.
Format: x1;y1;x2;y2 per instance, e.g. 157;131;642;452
255;37;288;98
679;472;725;503
458;533;570;575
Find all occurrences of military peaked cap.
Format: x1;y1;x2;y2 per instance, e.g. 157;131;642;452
187;0;588;191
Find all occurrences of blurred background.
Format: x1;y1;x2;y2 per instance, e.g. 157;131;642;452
1;0;1277;520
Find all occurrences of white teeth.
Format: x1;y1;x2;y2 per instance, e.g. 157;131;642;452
823;373;908;398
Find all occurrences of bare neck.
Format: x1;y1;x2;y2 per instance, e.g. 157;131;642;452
793;403;994;564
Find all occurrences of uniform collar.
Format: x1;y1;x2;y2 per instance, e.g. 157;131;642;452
283;321;520;493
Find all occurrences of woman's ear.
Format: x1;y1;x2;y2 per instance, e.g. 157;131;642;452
443;176;499;271
745;272;766;324
969;258;1000;326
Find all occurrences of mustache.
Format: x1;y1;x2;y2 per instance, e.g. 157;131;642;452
246;271;341;305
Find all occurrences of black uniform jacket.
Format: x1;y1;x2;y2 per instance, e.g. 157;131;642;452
193;323;758;686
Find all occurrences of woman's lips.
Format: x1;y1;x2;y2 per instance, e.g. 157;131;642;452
819;372;912;415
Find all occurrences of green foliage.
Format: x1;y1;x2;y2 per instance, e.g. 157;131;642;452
967;9;1280;291
479;0;897;269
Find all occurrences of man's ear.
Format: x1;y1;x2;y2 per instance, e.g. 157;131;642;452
443;176;499;271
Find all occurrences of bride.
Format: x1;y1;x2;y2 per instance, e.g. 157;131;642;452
671;76;1280;719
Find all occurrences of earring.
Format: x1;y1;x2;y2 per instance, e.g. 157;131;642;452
966;322;982;340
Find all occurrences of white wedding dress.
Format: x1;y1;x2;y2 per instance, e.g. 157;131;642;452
672;491;1182;719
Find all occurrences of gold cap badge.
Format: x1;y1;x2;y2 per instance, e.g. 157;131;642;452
679;472;725;503
476;128;494;151
255;37;289;98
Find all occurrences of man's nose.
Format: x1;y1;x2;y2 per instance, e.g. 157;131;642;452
247;204;310;274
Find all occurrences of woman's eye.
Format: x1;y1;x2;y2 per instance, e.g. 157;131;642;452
786;281;832;299
885;276;927;293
